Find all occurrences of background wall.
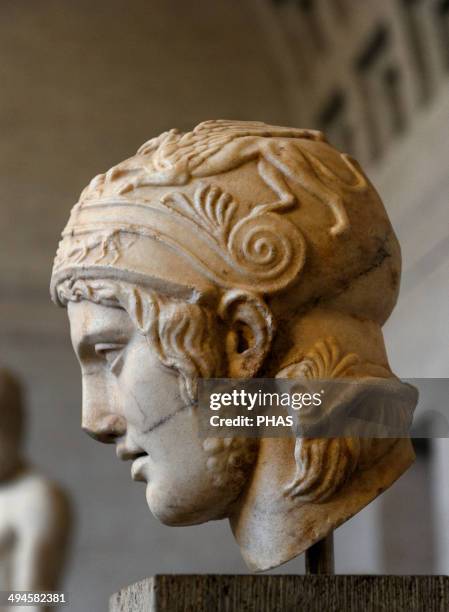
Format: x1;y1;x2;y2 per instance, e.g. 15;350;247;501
0;1;447;611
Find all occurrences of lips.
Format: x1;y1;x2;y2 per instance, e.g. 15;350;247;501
115;444;150;481
131;454;149;482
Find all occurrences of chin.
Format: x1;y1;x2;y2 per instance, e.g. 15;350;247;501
145;483;227;526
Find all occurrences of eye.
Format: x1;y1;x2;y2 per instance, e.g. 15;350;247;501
94;343;125;375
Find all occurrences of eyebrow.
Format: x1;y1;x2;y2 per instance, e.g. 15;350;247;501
78;328;131;346
73;318;134;353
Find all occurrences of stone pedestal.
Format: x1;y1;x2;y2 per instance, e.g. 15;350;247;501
109;575;449;612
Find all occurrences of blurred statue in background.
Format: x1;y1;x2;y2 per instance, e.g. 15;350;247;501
50;120;416;571
0;369;71;611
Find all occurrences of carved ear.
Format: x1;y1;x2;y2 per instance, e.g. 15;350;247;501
218;290;274;378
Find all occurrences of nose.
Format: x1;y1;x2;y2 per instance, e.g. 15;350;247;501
81;374;126;443
82;413;126;443
82;413;127;444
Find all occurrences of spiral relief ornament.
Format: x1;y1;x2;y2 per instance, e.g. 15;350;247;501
160;183;306;294
52;119;370;301
227;211;305;289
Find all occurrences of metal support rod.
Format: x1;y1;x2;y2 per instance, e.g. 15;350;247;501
305;532;335;575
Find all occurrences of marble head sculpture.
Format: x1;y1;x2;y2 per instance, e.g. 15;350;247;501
50;120;416;571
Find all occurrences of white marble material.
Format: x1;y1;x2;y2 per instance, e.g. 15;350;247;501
51;120;416;570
